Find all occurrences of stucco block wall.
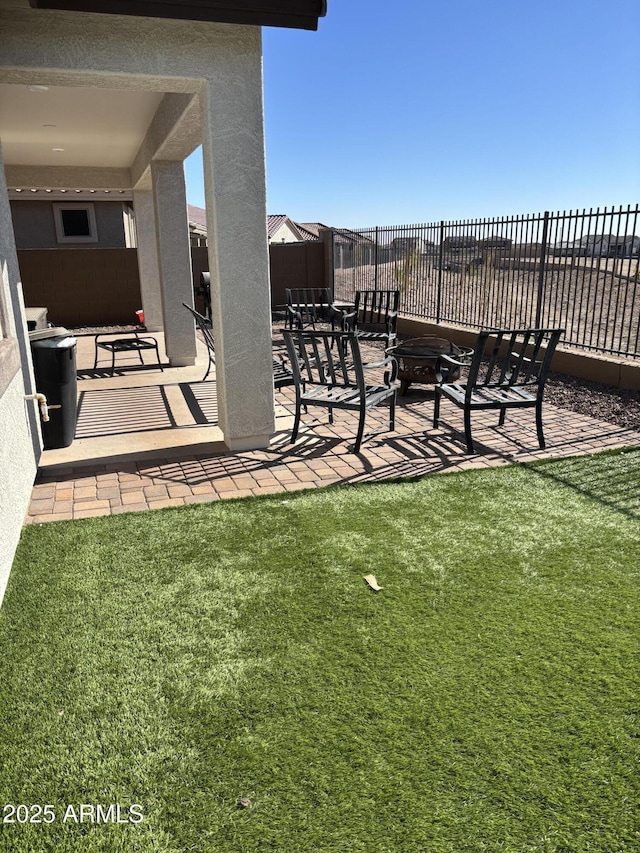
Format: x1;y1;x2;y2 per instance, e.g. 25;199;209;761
10;200;128;249
0;370;38;604
18;248;142;326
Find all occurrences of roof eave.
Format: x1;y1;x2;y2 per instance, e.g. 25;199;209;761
28;0;328;30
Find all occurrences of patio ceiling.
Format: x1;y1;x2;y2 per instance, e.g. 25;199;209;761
0;84;165;171
0;78;202;192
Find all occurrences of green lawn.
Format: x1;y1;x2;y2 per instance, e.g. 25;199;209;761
1;449;639;853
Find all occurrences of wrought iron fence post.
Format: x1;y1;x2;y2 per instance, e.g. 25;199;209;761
437;221;444;323
536;211;549;328
374;226;379;290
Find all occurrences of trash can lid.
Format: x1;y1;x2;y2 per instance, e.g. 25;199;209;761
29;326;70;341
29;329;76;348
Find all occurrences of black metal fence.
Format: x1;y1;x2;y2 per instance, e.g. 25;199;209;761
332;205;640;359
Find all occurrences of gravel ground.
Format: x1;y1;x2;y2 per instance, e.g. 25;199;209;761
545;371;640;432
71;324;640;434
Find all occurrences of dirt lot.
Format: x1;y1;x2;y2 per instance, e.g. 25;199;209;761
335;255;640;359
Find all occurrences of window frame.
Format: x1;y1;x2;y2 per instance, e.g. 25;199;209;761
53;202;98;244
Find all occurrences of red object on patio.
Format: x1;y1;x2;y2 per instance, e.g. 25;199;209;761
136;309;145;325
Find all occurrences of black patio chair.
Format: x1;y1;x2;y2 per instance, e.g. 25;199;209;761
285;287;344;331
342;289;400;349
183;302;294;389
183;302;216;380
433;327;564;453
282;329;398;453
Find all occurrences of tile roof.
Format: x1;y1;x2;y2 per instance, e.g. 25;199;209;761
267;214;292;239
189;209;340;243
294;222;324;240
187;204;207;231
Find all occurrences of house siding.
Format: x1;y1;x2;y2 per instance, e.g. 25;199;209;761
10;200;128;249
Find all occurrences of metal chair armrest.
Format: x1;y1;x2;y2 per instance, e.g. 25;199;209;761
434;352;473;384
363;355;399;384
439;351;474;369
335;307;357;332
286;305;304;329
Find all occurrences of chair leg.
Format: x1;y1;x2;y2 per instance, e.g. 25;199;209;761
389;394;396;432
433;389;441;428
354;405;367;453
463;406;475;453
154;342;164;372
291;401;302;443
498;408;506;426
536;401;546;449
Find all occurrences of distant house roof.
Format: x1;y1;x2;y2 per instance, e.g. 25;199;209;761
295;222;324;240
333;227;375;245
188;204;208;233
292;221;373;245
267;213;293;240
28;0;328;30
191;208;346;243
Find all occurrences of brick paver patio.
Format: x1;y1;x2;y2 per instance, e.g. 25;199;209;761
25;383;640;524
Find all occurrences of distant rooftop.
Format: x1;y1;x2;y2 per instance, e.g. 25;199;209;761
188;204;208;232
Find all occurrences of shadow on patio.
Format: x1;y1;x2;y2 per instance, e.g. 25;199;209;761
41;330;227;469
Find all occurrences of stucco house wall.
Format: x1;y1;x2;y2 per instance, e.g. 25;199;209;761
0;372;39;601
0;146;40;604
10;198;132;249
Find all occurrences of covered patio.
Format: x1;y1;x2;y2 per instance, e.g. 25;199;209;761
1;0;326;456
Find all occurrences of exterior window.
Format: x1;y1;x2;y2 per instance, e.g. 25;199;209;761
53;203;98;243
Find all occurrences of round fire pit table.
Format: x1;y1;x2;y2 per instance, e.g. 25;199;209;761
386;336;473;395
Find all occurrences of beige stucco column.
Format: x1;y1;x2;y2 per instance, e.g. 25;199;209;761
199;58;275;450
150;160;197;366
132;188;163;332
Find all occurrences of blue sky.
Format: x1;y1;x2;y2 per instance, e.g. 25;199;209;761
185;0;640;229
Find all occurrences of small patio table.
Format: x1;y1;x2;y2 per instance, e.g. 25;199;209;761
94;332;164;377
386;336;473;395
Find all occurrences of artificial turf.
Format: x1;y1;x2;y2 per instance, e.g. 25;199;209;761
0;448;638;852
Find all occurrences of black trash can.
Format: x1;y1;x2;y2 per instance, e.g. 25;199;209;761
30;331;78;449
